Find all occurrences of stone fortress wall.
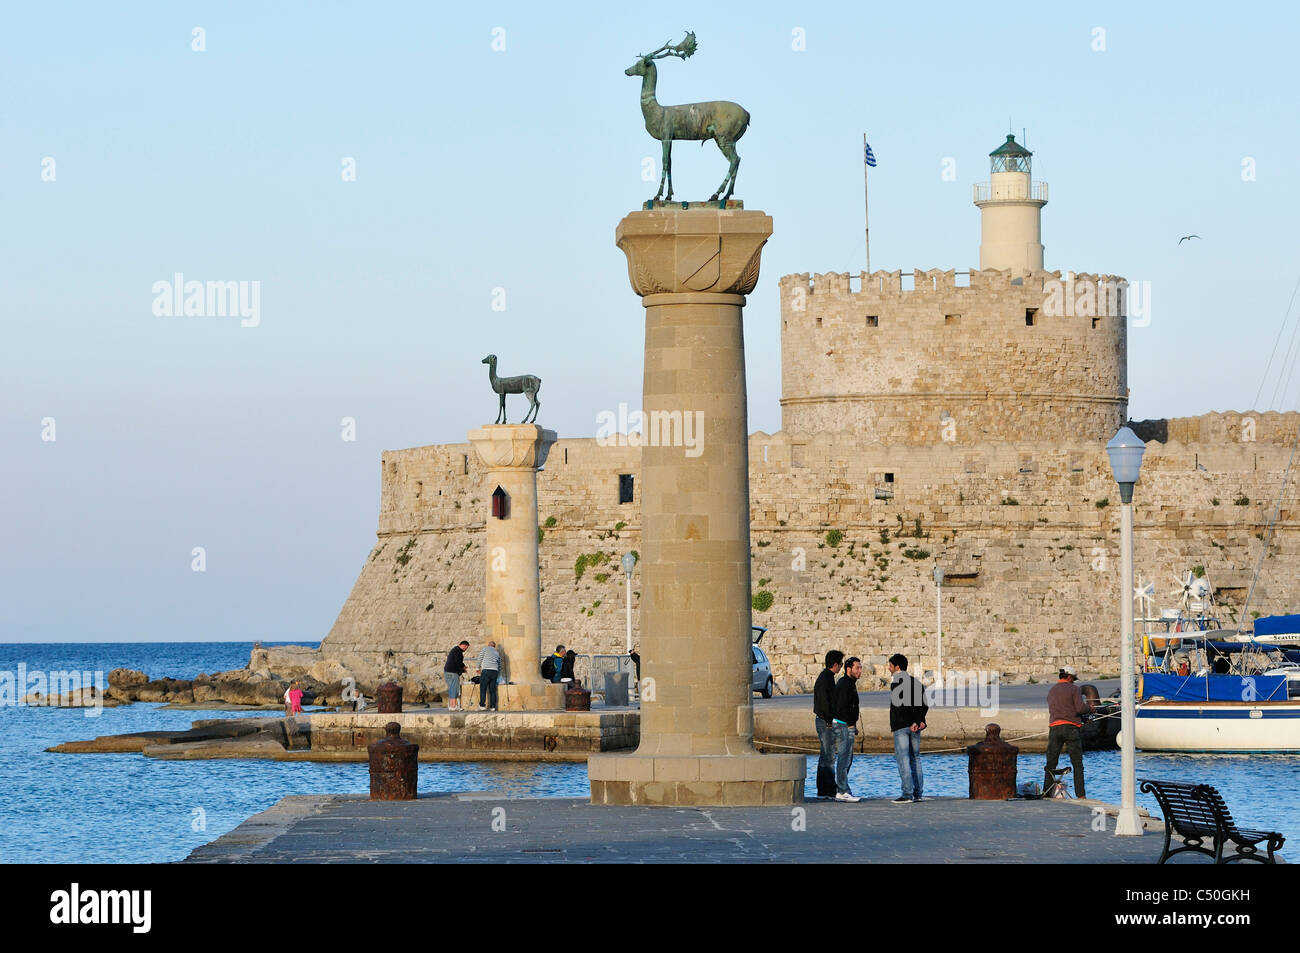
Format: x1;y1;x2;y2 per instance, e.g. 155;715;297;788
317;411;1300;694
778;268;1128;444
309;131;1299;696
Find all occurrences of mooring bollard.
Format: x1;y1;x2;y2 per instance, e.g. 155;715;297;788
565;686;591;712
376;681;403;714
967;723;1019;800
368;721;418;800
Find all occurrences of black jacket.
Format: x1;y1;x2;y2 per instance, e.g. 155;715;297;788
560;651;577;681
831;675;860;725
889;672;929;732
813;668;837;723
444;646;466;675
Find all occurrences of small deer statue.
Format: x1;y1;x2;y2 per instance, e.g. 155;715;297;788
625;32;750;203
482;354;541;424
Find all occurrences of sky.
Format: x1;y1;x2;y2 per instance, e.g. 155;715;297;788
2;1;1297;642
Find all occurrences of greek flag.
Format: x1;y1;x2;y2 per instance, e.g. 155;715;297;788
864;140;877;168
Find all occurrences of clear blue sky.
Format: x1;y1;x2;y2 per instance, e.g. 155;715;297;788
2;1;1296;642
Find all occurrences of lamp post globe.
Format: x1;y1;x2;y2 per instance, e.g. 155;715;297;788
1109;425;1145;837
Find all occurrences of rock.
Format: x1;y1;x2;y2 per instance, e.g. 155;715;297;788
191;670;288;706
22;686;118;708
108;668;148;689
135;678;194;703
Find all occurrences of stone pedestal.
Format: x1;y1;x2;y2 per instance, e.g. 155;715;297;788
588;205;805;806
467;424;565;711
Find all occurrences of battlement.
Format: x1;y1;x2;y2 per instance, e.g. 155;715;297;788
779;267;1129;445
779;268;1129;311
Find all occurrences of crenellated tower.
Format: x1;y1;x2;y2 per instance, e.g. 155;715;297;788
779;134;1127;445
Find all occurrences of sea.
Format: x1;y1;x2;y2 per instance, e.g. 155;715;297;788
2;641;1297;864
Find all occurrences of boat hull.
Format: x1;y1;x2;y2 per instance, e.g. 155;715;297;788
1134;702;1300;753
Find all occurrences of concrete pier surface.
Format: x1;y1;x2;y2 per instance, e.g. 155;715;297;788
183;791;1182;864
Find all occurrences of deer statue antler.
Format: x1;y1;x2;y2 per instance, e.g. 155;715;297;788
642;31;697;62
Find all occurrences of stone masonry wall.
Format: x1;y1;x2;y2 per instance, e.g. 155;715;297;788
779;268;1128;444
317;414;1300;695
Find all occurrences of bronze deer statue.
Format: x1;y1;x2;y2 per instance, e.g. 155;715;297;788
625;32;749;203
482;354;540;424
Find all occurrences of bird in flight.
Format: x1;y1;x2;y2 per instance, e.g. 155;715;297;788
1178;234;1201;244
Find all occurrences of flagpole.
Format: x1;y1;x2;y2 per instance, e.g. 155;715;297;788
863;133;870;274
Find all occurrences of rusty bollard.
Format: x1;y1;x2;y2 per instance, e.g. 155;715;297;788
368;722;418;800
565;686;591;711
967;723;1019;800
376;681;403;714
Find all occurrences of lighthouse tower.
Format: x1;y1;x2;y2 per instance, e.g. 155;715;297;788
974;134;1047;274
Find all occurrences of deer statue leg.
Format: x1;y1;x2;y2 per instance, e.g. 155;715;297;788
664;139;677;201
497;391;506;424
711;138;740;202
653;139;670;202
524;388;539;423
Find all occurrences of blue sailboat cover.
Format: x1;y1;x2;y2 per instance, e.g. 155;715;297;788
1255;614;1300;637
1142;673;1289;702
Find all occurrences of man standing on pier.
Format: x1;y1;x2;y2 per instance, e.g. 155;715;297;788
444;640;469;711
813;650;844;799
888;654;927;803
1043;665;1093;798
477;641;501;711
831;657;862;802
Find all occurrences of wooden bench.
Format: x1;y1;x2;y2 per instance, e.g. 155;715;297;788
1139;779;1285;864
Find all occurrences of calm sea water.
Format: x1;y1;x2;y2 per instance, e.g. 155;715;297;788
1;642;1296;863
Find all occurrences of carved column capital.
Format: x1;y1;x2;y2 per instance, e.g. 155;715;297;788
467;424;557;471
615;207;772;297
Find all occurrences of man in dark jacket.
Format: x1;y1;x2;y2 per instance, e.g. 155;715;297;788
1044;665;1093;797
443;640;469;711
812;650;845;798
888;654;928;803
830;657;862;802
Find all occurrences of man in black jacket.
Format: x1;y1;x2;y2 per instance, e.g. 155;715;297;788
812;650;844;798
443;640;469;711
888;654;928;803
831;657;862;802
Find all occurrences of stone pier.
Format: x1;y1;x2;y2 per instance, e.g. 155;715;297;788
588;203;805;805
467;424;565;711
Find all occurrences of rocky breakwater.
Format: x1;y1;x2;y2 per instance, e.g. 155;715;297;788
244;644;450;706
96;660;356;710
35;647;450;711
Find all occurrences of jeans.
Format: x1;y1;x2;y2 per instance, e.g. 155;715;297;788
1044;724;1085;798
833;723;856;795
893;727;923;798
816;717;836;771
479;670;499;710
444;672;461;703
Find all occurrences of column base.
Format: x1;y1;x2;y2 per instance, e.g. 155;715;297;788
494;683;567;711
588;752;805;806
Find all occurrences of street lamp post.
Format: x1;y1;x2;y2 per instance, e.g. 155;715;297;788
621;551;637;655
932;566;945;688
1106;426;1146;837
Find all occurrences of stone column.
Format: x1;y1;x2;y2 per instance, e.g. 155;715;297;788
467;424;565;711
588;203;805;805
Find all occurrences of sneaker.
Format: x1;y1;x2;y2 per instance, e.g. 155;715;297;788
892;795;912;804
912;795;924;802
834;792;861;803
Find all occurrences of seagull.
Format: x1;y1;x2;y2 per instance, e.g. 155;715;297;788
1178;234;1201;245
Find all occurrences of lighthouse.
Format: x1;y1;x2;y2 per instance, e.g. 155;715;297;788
974;134;1047;274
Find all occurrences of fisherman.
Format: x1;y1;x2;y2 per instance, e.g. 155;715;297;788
1043;665;1094;798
